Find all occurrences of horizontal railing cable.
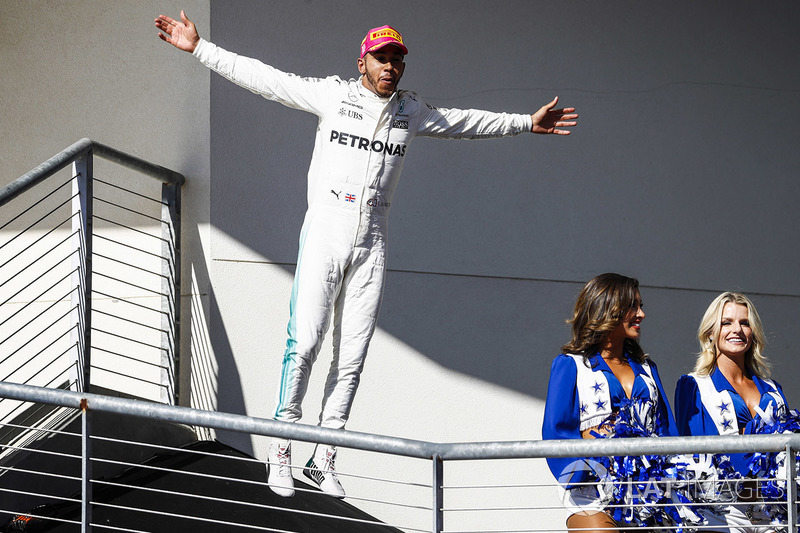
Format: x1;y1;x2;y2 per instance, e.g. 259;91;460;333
0;421;80;443
0;464;82;486
93;253;168;282
444;480;553;490
1;334;75;383
0;288;78;348
91;328;164;353
88;364;165;390
345;469;432;488
93;216;169;245
0;269;77;330
94;178;168;206
91;290;166;316
89;501;297;533
91;433;432;515
91;308;167;336
4;345;74;387
0;305;77;365
92;273;166;299
0;441;81;464
0;267;78;317
0;223;75;278
90;482;405;532
89;434;254;459
94;234;164;261
95;198;163;225
89;434;423;522
335;490;432;513
0;486;81;506
89;346;166;371
0;508;80;529
0;199;75;259
89;524;147;533
0;180;73;233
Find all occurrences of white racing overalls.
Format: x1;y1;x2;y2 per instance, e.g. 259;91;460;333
194;38;533;429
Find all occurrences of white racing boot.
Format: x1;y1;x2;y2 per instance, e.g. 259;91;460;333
267;439;295;497
303;445;346;498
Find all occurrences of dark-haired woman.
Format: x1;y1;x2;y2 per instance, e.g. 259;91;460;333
542;273;677;532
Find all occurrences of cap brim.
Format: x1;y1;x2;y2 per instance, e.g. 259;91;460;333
367;42;408;56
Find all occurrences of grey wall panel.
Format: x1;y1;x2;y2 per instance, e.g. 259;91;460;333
208;1;800;404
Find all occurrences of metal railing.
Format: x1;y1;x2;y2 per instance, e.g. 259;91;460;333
0;139;184;416
4;143;798;532
0;381;798;533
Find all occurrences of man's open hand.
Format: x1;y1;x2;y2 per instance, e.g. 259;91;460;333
531;96;578;135
155;10;200;53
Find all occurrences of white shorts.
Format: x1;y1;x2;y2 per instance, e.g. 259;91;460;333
699;503;776;533
559;484;614;515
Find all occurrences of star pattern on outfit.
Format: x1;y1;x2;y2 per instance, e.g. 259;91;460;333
595;399;607;411
592;381;604;394
717;401;730;414
722;418;733;431
580;403;589;415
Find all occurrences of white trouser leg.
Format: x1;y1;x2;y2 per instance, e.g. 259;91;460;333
319;241;386;429
273;210;349;423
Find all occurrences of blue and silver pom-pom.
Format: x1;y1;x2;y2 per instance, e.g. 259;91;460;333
745;405;800;525
593;398;711;531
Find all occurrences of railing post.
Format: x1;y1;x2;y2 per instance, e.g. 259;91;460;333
787;444;797;533
70;154;93;393
81;399;93;532
160;182;181;405
433;453;443;533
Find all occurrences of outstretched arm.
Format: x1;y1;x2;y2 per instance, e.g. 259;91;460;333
531;96;578;135
155;10;200;53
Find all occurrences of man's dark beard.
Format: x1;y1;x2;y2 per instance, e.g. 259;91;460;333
366;71;395;97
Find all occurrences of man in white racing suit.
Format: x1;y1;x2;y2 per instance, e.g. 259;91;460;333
156;11;578;499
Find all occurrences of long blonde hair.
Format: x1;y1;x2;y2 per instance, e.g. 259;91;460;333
694;292;770;377
562;273;645;364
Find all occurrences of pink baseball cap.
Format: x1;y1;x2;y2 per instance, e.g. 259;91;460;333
360;25;408;58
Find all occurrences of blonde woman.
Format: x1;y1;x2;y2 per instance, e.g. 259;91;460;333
675;292;787;533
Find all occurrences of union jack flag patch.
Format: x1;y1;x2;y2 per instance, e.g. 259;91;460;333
345;194;356;203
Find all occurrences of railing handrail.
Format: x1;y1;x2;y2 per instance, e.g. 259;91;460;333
0;138;185;208
2;380;799;461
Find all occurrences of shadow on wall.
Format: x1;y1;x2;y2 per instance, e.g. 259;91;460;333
380;271;578;398
185;229;253;456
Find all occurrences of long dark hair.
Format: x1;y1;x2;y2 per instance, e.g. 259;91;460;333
561;273;646;364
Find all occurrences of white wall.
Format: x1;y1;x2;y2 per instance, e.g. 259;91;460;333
3;1;800;530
